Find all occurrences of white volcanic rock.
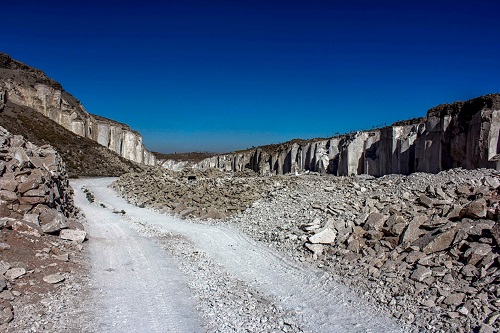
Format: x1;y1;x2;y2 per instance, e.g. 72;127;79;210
0;53;155;166
42;273;65;284
308;228;337;244
59;229;87;243
190;94;500;177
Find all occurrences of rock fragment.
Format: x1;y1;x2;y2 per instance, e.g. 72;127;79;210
410;266;432;282
59;229;87;243
42;273;65;284
5;268;26;280
308;228;337;244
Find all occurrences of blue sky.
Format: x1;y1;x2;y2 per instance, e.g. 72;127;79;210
2;0;500;153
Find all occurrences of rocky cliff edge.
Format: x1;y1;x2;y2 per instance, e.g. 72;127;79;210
0;53;155;166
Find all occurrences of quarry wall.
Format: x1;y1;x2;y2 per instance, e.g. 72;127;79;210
195;94;500;176
0;53;155;165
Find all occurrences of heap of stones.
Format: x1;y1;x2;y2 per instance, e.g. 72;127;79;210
113;165;499;332
228;169;499;333
113;167;282;219
0;126;86;328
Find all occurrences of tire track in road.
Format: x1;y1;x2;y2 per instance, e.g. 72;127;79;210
72;179;203;333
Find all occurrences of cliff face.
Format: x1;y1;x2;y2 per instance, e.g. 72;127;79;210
196;94;500;176
0;53;155;165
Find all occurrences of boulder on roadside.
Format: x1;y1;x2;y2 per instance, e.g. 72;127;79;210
39;209;68;234
304;243;325;257
4;268;26;281
11;220;43;237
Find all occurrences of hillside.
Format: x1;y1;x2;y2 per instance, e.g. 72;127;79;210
0;101;140;177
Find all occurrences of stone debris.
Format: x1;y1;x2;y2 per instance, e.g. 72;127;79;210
308;228;337;244
59;229;87;243
113;167;279;219
0;126;75;224
4;268;25;281
232;168;500;332
116;167;499;333
0;126;87;331
42;273;65;284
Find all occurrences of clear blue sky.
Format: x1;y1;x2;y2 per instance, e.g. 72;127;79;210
3;0;500;153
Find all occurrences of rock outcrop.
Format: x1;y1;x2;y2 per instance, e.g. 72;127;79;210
194;94;500;176
0;53;155;165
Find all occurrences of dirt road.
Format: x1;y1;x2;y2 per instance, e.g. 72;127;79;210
72;178;404;333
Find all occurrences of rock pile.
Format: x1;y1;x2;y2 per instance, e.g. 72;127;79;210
0;125;86;330
114;166;499;331
113;167;281;219
226;169;499;332
0;125;76;225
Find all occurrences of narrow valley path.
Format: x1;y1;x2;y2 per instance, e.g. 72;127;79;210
72;178;404;333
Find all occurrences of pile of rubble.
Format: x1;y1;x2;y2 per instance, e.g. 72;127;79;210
113;167;282;219
0;126;86;331
227;169;499;332
113;165;499;331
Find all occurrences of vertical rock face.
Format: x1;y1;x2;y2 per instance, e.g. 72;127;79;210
0;53;155;165
194;94;500;176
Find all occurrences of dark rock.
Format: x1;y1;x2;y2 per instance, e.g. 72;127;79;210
461;198;487;219
0;277;6;292
400;215;428;245
416;227;458;254
39;209;67;234
443;293;466;306
491;222;500;246
363;212;388;231
410;266;432;282
418;195;434;208
464;243;492;266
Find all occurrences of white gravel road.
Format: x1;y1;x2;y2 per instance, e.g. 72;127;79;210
72;177;404;333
